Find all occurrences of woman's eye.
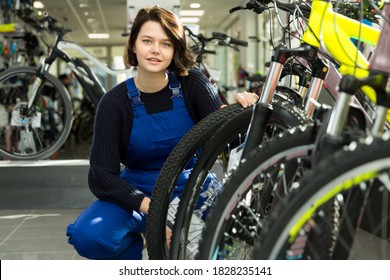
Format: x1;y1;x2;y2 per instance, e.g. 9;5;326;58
162;42;171;47
142;39;151;44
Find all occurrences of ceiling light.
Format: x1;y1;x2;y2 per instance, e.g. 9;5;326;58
33;1;44;9
180;17;200;24
190;3;201;9
180;10;205;17
88;33;110;39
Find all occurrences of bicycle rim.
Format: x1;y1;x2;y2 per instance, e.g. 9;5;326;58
0;66;73;160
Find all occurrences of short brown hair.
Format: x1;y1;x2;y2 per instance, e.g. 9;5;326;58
125;6;195;76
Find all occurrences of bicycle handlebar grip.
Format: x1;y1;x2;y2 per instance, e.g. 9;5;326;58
229;6;243;13
212;32;248;47
226;37;248;47
204;49;217;55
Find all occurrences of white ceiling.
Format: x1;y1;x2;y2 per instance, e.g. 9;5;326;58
33;0;245;46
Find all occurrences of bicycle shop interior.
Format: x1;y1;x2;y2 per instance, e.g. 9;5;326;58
0;0;385;261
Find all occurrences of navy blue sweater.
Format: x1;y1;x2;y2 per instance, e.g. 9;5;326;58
88;69;223;212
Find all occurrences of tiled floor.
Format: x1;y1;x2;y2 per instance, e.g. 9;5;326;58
0;139;91;260
0;136;152;260
0;208;86;260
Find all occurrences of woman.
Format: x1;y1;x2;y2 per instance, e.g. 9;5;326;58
66;6;258;260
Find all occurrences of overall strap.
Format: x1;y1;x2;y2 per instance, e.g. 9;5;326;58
126;78;143;107
167;71;183;99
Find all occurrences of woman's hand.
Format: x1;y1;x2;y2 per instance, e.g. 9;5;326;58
166;226;172;248
139;197;151;214
234;91;259;108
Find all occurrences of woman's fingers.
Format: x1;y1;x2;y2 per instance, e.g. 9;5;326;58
235;91;259;108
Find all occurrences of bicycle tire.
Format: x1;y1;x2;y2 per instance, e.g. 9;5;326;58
254;134;390;260
0;66;73;160
171;100;310;259
146;103;247;259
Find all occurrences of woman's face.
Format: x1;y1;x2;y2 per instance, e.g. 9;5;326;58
133;21;175;75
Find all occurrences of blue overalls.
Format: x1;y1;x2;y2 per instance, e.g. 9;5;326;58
66;72;204;259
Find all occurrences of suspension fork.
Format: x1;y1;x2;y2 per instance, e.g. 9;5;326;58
304;58;329;118
241;43;319;159
331;72;390;259
26;64;47;110
271;59;329;207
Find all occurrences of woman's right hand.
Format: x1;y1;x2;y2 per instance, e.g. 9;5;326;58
234;91;259;108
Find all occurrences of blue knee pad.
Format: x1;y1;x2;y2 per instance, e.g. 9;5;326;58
66;200;146;260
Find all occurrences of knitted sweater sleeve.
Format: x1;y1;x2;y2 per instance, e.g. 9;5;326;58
182;68;223;121
88;82;145;212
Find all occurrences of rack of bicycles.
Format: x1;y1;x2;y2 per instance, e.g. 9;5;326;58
143;0;390;260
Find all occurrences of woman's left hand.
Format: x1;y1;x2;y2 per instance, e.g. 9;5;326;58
234;91;259;108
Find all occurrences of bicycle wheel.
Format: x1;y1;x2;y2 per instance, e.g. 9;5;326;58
146;91;309;259
0;66;73;160
170;100;310;260
254;134;390;260
195;124;319;259
146;103;248;260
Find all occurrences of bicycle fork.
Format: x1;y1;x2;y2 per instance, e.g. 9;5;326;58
14;65;48;155
241;43;319;159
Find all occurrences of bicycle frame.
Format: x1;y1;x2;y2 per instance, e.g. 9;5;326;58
302;0;380;114
28;28;132;110
241;0;381;158
57;41;130;77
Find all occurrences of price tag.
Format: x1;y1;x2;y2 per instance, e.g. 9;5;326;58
227;143;244;172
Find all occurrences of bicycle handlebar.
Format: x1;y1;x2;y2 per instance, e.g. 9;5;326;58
230;0;382;22
16;7;72;36
229;0;310;15
185;26;248;51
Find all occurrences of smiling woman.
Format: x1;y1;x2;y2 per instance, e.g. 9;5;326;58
132;21;175;91
64;5;255;260
65;5;224;260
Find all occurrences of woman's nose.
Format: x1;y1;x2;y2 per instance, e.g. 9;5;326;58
151;43;160;54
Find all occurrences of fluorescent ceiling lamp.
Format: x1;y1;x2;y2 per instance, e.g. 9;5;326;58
180;10;205;16
88;33;110;39
190;3;201;8
33;1;44;9
180;17;200;23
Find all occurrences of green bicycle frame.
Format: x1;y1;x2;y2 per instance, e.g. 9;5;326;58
301;0;381;115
